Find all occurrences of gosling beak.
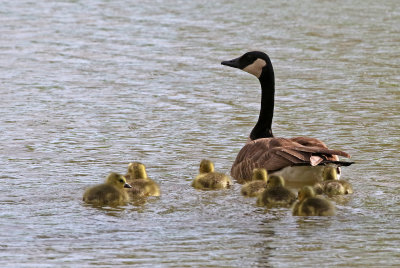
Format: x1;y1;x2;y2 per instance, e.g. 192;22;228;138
221;56;241;69
124;183;132;188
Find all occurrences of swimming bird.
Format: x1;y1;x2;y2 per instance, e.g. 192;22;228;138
83;172;131;206
125;162;160;197
314;167;354;196
256;175;296;207
221;51;353;185
292;186;336;216
241;168;268;197
192;159;232;190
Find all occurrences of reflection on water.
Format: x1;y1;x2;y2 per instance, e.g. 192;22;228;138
1;0;399;266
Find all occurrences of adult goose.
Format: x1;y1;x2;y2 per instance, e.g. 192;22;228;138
221;51;352;185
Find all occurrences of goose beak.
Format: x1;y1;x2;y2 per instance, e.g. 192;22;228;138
221;57;241;69
124;183;132;188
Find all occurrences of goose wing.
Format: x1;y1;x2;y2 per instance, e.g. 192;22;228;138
231;137;351;183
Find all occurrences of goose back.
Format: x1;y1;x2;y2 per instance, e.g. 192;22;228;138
231;137;351;183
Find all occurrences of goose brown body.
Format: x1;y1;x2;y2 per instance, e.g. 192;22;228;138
232;137;350;184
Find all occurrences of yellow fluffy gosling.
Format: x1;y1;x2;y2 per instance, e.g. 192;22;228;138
241;168;268;197
83;172;131;206
192;159;232;190
125;162;160;197
256;175;296;207
314;167;353;196
292;186;336;216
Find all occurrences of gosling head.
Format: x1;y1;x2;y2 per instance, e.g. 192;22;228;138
252;168;268;181
323;166;338;181
106;172;132;189
221;51;274;79
298;186;315;201
199;159;214;174
267;175;285;187
127;162;147;179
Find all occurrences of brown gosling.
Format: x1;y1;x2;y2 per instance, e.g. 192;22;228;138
192;159;232;190
292;186;336;216
125;162;160;197
314;166;353;196
241;168;268;197
83;172;131;206
256;175;296;207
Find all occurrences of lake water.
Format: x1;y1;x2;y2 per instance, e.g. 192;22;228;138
1;0;399;267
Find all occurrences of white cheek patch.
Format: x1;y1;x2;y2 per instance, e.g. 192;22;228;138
243;59;267;78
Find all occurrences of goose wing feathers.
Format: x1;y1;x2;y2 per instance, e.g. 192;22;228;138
231;137;351;182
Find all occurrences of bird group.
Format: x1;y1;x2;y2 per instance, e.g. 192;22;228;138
83;159;353;216
83;162;160;206
83;50;354;217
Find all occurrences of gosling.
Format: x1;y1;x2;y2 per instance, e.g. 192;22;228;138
83;172;131;206
241;168;268;197
292;186;336;216
256;175;296;207
192;159;232;190
125;162;160;197
314;167;353;196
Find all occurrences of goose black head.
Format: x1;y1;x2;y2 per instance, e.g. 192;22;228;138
221;51;273;79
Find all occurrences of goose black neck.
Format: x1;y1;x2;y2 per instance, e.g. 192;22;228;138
249;70;275;140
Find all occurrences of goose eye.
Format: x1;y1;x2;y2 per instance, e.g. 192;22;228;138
244;54;256;62
119;179;124;183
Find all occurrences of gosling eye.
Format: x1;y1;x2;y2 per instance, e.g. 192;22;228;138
119;179;124;183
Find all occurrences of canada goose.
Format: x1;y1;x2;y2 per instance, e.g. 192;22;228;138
241;168;268;197
83;172;131;206
256;175;296;207
125;162;160;197
192;159;232;190
314;167;353;196
292;186;336;216
221;51;353;185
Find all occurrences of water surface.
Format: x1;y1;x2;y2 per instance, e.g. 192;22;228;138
1;0;399;267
